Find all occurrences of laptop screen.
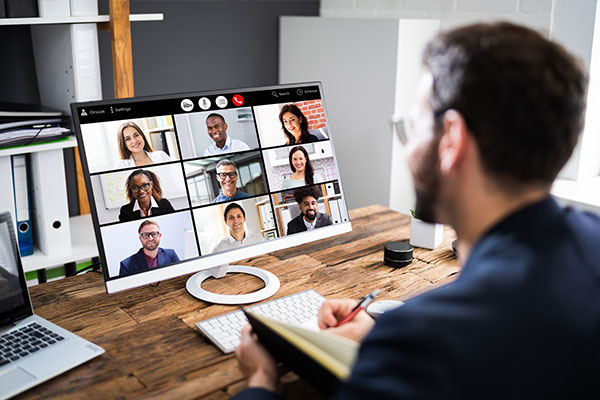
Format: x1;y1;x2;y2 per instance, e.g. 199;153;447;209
0;213;32;325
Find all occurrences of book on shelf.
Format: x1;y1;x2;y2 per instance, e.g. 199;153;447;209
243;309;359;396
0;102;63;119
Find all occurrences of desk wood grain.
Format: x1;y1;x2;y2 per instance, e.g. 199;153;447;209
21;205;458;399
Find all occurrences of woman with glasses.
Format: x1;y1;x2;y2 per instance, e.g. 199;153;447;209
118;169;175;222
281;146;323;190
114;121;172;168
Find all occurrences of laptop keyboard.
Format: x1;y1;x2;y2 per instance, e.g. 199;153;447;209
0;322;64;367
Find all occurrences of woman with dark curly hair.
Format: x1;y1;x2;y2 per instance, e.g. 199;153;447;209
278;104;320;145
118;169;174;222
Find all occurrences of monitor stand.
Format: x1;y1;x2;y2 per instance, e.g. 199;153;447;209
185;264;280;305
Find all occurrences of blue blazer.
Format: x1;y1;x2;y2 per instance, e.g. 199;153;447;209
233;197;600;400
119;248;180;276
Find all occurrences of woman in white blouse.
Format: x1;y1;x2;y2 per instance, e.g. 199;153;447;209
113;121;171;168
281;146;323;190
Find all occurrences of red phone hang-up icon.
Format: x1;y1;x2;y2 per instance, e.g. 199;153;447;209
232;94;244;106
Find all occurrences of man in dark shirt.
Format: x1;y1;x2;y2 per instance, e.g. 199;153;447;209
233;22;600;399
286;186;333;235
119;220;179;276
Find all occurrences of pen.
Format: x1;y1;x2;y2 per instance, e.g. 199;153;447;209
335;289;380;327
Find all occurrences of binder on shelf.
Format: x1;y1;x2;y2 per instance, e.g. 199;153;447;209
30;149;71;256
329;200;341;224
37;0;70;17
70;0;98;17
338;199;349;223
11;154;34;256
0;156;17;233
325;182;335;197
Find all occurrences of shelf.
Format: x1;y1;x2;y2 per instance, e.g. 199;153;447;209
21;214;98;272
0;136;77;157
0;13;163;26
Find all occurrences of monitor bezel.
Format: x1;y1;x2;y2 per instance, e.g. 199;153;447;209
71;81;352;294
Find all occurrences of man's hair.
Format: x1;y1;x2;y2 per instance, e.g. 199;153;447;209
223;202;246;222
216;159;237;171
293;185;322;205
206;113;226;124
138;219;159;234
423;22;587;186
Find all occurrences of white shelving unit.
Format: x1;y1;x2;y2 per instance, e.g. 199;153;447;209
0;14;162;26
21;214;97;273
0;136;76;156
0;7;163;281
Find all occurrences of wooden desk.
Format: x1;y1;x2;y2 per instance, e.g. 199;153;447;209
21;205;459;399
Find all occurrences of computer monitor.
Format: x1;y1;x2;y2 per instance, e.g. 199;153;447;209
71;82;351;304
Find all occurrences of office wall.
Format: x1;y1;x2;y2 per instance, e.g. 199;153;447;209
319;0;599;212
97;0;320;98
321;0;552;32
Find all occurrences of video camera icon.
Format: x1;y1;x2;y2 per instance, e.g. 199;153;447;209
181;99;194;112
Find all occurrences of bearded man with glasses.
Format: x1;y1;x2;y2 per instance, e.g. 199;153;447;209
118;220;180;276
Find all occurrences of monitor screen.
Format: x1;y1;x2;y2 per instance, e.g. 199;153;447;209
71;82;351;299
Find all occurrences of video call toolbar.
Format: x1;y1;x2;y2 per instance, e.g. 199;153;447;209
75;86;321;124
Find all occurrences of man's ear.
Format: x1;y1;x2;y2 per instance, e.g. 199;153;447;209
439;109;469;174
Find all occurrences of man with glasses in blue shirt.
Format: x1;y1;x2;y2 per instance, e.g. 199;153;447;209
212;159;252;203
119;220;180;276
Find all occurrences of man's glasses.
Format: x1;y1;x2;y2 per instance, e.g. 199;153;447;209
139;231;160;239
131;183;151;193
217;172;237;180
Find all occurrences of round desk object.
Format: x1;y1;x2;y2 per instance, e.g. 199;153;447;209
384;241;413;268
366;300;405;319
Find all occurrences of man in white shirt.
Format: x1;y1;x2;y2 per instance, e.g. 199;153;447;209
204;113;251;156
212;203;264;253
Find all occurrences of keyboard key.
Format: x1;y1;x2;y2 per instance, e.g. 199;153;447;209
196;290;325;354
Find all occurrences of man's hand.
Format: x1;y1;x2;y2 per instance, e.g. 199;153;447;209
318;298;375;342
235;325;279;392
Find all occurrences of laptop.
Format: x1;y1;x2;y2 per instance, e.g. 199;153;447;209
0;212;104;398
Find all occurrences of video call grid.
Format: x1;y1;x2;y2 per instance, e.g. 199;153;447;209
78;90;347;279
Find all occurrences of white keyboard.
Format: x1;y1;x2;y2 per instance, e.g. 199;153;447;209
196;290;325;353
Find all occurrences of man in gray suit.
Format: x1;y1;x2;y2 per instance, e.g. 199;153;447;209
286;186;333;235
